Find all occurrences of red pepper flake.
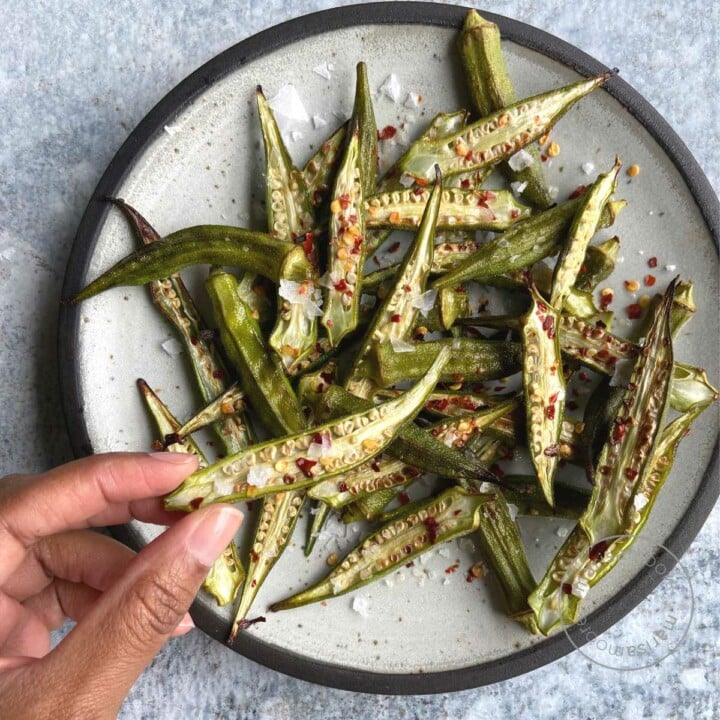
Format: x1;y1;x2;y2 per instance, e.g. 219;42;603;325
377;125;397;140
561;582;573;595
326;319;334;328
337;481;349;492
510;209;520;219
643;274;656;287
283;473;295;485
405;561;415;568
545;404;556;420
212;369;225;380
624;467;638;480
549;391;559;404
398;492;411;505
542;315;556;339
333;278;348;292
370;460;381;472
599;465;611;475
445;563;460;574
388;241;401;253
543;444;560;457
403;284;412;293
190;336;199;345
302;232;315;260
612;424;627;445
647;256;658;268
453;508;462;516
600;290;614;311
338;193;350;209
390;313;401;323
460;178;471;189
250;550;260;563
540;154;547;162
412;186;425;196
568;184;587;199
578;371;591;383
429;398;449;412
589;540;610;562
423;516;441;543
295;457;317;478
627;303;642;320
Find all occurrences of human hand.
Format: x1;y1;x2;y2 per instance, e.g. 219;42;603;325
0;452;243;719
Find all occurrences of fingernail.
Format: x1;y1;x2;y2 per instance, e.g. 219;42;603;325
186;506;243;567
175;613;195;635
148;452;198;464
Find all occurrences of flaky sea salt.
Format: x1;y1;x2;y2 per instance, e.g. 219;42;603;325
633;493;649;511
312;114;327;129
278;279;323;318
247;465;273;487
547;185;559;201
267;85;310;132
161;338;183;357
510;180;528;197
312;62;334;80
556;525;570;538
507;503;519;522
378;74;401;102
352;596;371;617
581;161;595;175
571;578;590;599
508;149;533;172
404;91;421;108
411;288;438;317
399;173;415;188
163;124;181;136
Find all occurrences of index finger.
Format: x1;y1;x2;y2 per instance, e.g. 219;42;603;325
0;452;197;586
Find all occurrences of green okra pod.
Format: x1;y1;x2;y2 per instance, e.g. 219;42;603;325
174;383;247;439
341;487;401;524
256;86;315;243
457;10;552;209
574;236;621;292
164;347;451;508
521;285;566;507
311;384;501;483
432;198;626;290
365;338;522;388
550;157;622;310
364;187;530;231
304;501;332;556
270;487;496;610
303;123;347;207
108;198;252;454
350;61;378;195
136;379;245;606
72;225;312;303
346;166;443;398
230;489;305;639
205;270;306;437
399;70;615;182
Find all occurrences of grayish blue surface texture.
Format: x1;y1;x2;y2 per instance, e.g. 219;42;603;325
1;1;718;718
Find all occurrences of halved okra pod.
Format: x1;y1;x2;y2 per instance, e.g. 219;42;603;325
71;225;313;303
529;390;714;635
308;384;501;482
574;236;621;292
303;123;348;207
270;487;496;610
230;488;306;639
345;166;443;398
399;70;615;182
457;10;553;208
205;269;306;437
364;187;530;231
136;380;245;606
164;347;450;508
432;197;626;289
173;383;247;440
521;285;566;507
528;281;676;634
108;198;252;453
550;158;622;310
256;87;322;370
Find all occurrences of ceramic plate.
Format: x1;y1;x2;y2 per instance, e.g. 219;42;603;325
59;3;719;693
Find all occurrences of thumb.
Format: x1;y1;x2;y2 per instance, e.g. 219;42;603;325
43;504;243;717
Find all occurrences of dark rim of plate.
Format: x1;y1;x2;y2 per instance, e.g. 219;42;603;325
58;2;719;695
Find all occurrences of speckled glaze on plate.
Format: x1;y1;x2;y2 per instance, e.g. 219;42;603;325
59;3;718;694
